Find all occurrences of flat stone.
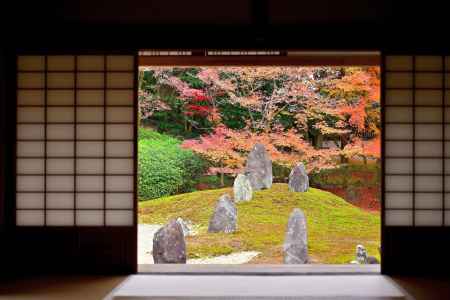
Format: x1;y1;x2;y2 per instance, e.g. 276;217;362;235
288;162;309;192
233;174;253;202
244;143;273;190
153;219;186;264
284;208;309;264
208;194;237;233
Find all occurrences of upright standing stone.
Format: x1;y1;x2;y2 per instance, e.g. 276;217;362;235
208;194;237;233
233;174;253;202
356;244;379;264
245;143;273;190
153;219;186;263
288;162;309;192
283;208;309;264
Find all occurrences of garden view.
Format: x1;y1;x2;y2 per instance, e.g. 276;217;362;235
137;65;380;265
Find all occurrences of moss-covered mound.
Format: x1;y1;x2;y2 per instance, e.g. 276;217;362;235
139;183;380;264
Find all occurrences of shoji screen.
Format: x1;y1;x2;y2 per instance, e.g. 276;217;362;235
384;55;449;227
16;55;136;227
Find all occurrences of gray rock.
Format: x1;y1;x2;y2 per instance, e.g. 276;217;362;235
153;219;186;264
283;208;309;264
356;244;379;264
208;194;237;233
244;143;273;190
288;162;309;192
233;174;253;202
176;217;193;237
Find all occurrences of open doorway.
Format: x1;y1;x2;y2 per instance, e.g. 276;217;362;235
137;51;381;267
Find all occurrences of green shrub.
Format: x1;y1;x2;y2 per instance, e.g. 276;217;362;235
138;128;206;200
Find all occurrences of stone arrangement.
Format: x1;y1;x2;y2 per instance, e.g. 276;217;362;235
152;219;187;264
208;194;237;233
283;208;309;264
233;174;253;202
288;162;309;192
355;244;379;264
176;217;194;237
244;143;273;190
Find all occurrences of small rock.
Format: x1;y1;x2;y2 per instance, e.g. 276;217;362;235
288;162;309;192
153;219;186;264
244;143;273;190
176;217;193;237
233;174;253;202
208;194;237;233
283;208;309;264
355;244;379;264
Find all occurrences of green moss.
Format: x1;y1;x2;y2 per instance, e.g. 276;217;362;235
139;183;380;264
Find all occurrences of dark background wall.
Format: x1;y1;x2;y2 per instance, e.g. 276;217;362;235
1;0;449;276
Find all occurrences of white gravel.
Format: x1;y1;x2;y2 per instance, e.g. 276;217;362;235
138;224;260;265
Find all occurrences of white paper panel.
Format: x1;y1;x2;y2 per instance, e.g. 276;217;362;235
76;210;104;226
77;55;104;71
77;158;104;174
415;124;442;140
385;124;413;140
77;124;104;140
106;90;134;106
385;72;413;88
446;91;450;106
47;107;74;123
46;175;74;192
415;107;442;123
446;159;450;174
415;210;443;226
106;55;134;71
446;194;450;209
46;210;74;226
105;210;133;226
415;141;442;157
107;73;134;88
106;124;133;139
446;74;450;89
17;141;44;157
17;124;45;140
106;193;133;209
16;175;44;191
106;158;133;174
385;107;413;123
47;141;74;157
415;56;443;71
47;90;74;106
106;176;133;192
77;72;104;88
385;158;412;174
416;193;443;209
47;73;74;88
16;193;45;209
76;107;104;123
17;90;45;105
415;73;443;88
445;211;450;226
17;73;45;88
446;176;450;192
76;193;103;209
385;56;413;71
385;141;413;157
444;142;450;157
106;107;134;123
106;141;133;157
47;193;74;209
77;90;104;106
415;90;442;106
47;124;74;140
385;175;413;191
17;158;44;174
385;89;412;106
47;158;74;174
76;141;103;157
445;108;450;123
385;210;413;226
17;56;45;71
415;175;442;192
385;193;413;209
17;107;45;123
76;176;104;192
16;210;45;226
445;125;450;140
47;56;75;71
415;158;443;174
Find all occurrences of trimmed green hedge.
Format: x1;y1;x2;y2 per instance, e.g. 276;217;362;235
138;128;205;200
